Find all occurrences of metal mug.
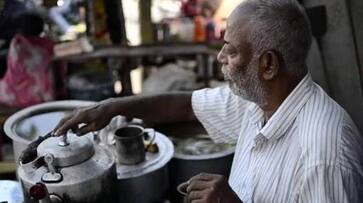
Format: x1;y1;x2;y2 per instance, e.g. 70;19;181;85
114;125;146;165
177;181;189;203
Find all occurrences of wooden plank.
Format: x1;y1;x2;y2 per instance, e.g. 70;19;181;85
303;0;363;133
0;162;16;174
53;44;213;61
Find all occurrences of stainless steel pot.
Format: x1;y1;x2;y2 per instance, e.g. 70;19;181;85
104;130;174;203
18;132;117;203
169;137;235;202
4;100;95;162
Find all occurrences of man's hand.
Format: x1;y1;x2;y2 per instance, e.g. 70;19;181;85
53;99;114;136
186;173;242;203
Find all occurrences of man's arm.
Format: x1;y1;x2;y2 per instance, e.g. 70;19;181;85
106;92;196;124
298;165;363;203
54;91;197;136
298;122;363;203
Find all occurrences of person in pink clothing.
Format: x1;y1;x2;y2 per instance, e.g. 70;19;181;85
0;12;56;109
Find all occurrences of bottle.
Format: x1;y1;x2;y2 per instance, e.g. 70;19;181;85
193;16;206;42
205;18;215;42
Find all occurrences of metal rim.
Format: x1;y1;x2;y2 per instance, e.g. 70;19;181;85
173;146;235;160
114;125;144;140
4;100;95;144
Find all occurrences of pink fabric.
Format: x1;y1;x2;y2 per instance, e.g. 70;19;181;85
0;34;55;108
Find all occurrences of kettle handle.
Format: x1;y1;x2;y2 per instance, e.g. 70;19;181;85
18;131;53;165
58;134;69;147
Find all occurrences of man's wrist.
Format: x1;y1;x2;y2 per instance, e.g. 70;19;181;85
100;97;118;118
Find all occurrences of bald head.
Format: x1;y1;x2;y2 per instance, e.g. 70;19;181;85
226;0;312;78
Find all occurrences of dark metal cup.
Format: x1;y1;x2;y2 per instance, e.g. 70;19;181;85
177;181;189;203
114;125;145;165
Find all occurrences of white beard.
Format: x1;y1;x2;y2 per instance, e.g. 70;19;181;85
222;60;267;106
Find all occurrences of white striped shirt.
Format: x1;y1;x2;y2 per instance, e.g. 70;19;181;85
192;74;363;203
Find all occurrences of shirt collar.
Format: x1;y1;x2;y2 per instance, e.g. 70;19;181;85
247;102;264;125
248;73;315;141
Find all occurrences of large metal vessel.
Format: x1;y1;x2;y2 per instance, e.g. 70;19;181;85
17;132;117;203
99;124;174;203
4;100;95;162
4;101;174;203
169;136;235;202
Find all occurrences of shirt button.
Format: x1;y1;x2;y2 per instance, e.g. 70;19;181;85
254;134;266;147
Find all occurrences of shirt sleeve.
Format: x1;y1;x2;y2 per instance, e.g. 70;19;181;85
191;85;250;143
299;118;363;203
298;165;363;203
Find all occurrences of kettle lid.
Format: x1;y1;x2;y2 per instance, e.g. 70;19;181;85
37;133;95;167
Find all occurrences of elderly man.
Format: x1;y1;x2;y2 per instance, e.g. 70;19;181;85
54;0;363;202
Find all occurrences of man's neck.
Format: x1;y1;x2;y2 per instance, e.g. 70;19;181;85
259;74;304;121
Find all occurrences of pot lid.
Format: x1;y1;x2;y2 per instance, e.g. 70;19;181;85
37;133;95;167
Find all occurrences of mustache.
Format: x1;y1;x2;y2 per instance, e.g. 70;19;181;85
221;66;229;80
221;66;226;74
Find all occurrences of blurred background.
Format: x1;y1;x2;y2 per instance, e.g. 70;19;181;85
0;0;362;201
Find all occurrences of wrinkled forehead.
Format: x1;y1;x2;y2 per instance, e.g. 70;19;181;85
225;6;253;48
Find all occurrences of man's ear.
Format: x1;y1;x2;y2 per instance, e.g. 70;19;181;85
259;50;280;80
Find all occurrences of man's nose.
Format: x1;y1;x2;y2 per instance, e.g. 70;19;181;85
217;50;227;64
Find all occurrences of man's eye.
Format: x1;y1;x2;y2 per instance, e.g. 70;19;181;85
225;46;236;55
228;50;237;56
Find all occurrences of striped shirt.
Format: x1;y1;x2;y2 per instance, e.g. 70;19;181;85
192;74;363;203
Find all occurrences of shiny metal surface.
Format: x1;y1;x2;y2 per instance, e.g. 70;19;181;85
58;135;69;147
169;143;235;202
37;133;95;167
4;100;95;161
19;144;117;203
6;101;175;203
6;100;118;203
116;131;173;179
114;125;146;165
105;131;174;203
118;165;169;203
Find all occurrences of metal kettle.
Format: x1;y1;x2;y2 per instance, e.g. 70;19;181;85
17;132;118;203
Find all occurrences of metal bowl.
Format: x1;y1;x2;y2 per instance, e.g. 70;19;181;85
3;100;95;162
170;149;234;202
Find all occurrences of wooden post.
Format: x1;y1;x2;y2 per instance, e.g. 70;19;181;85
104;0;127;44
139;0;154;44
